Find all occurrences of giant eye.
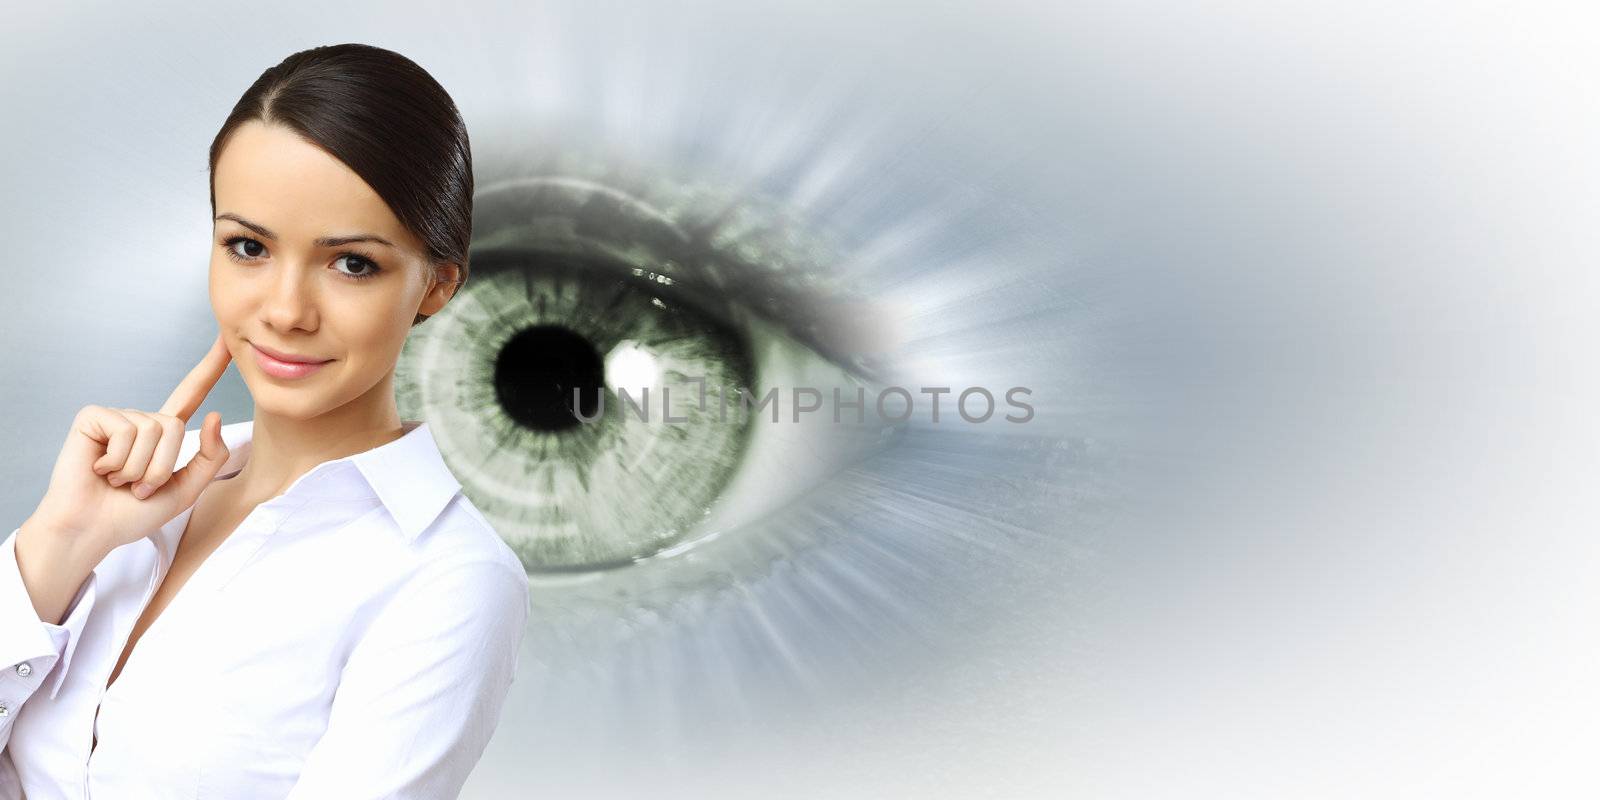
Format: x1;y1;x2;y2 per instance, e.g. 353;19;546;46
396;171;900;574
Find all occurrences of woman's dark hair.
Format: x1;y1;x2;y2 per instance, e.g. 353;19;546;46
208;43;471;326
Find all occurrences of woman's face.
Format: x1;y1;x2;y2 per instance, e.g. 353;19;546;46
209;120;457;420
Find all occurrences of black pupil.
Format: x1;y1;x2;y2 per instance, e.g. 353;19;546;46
493;325;606;432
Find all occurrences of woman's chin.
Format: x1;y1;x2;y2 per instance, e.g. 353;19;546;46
245;384;336;419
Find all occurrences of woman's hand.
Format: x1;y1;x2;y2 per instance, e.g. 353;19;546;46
27;332;235;556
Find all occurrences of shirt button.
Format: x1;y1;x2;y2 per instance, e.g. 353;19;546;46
16;662;32;677
0;704;8;717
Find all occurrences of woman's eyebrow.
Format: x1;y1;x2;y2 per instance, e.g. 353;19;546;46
214;213;397;249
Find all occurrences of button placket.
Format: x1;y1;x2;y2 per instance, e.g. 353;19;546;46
191;500;301;599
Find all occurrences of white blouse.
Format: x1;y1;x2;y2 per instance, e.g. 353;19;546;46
0;419;530;799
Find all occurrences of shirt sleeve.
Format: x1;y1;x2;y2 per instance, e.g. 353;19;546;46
0;527;98;754
283;558;530;799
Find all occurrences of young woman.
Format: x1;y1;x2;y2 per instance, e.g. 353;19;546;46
0;43;529;798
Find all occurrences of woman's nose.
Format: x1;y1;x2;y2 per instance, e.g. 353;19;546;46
260;262;321;331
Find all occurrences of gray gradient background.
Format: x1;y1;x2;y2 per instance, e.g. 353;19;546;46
3;1;1597;798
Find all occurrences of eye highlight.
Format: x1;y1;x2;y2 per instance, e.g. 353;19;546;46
217;234;386;282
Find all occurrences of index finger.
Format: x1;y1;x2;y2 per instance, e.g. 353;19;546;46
159;332;234;422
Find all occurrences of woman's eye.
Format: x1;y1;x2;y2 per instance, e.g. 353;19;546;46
334;254;379;278
228;238;266;259
396;172;902;577
222;239;379;280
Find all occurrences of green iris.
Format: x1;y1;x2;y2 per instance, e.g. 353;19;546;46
398;257;756;572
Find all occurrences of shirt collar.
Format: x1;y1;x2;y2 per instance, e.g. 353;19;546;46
212;418;462;543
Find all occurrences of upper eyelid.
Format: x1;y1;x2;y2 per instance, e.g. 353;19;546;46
221;235;376;259
471;245;888;386
472;177;889;382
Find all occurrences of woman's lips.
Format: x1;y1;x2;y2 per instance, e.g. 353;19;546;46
250;342;333;380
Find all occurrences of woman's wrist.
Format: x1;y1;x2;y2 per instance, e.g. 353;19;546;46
15;514;110;626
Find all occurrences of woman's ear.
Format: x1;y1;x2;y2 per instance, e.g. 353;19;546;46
418;263;462;317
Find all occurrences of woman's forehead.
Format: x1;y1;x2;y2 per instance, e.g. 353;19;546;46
213;124;415;248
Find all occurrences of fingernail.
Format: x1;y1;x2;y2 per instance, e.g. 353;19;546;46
133;483;152;499
109;477;125;487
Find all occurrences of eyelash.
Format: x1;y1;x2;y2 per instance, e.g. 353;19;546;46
218;235;385;281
